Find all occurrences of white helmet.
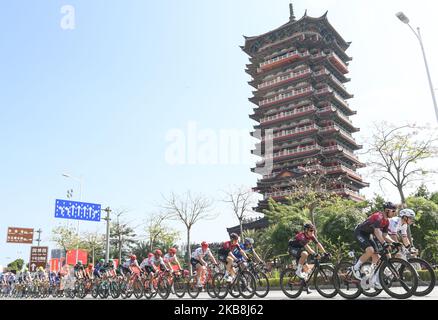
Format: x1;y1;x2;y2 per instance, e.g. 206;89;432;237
399;208;415;219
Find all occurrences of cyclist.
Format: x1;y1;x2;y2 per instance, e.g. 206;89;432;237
84;263;94;279
288;223;328;280
191;241;219;288
352;201;398;288
388;208;416;249
240;238;264;264
105;259;117;278
220;233;249;283
36;266;47;281
140;252;155;275
93;259;106;278
164;247;183;273
74;261;86;279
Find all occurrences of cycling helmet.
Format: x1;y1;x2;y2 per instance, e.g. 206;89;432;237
154;249;162;256
244;238;254;245
230;233;239;240
130;255;136;260
148;253;154;258
304;223;315;231
399;208;416;220
77;261;83;265
383;202;397;210
201;241;209;248
109;259;114;263
99;259;105;263
88;264;93;268
169;248;177;254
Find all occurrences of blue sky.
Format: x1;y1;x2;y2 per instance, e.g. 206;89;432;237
1;0;437;267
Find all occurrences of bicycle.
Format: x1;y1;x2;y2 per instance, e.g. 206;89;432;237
334;243;418;299
213;260;257;299
280;253;337;298
246;259;270;298
187;262;220;299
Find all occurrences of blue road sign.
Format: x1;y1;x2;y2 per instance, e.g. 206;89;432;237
55;199;101;222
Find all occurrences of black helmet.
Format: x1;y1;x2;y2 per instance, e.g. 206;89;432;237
230;233;239;240
303;223;315;231
383;202;397;210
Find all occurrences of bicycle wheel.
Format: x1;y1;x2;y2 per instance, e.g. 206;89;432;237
408;257;435;297
142;279;152;300
91;283;99;299
76;282;86;299
280;268;303;298
133;278;143;299
333;261;362;299
157;277;170;300
359;262;382;297
187;276;200;299
110;281;120;299
253;270;269;298
213;273;228;299
314;265;337;298
173;275;186;298
379;258;418;299
237;271;256;299
98;282;109;299
206;279;217;298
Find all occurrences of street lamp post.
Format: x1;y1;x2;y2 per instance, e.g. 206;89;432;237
396;11;438;123
62;173;83;264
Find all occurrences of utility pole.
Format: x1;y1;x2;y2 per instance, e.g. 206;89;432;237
102;207;112;263
35;229;42;247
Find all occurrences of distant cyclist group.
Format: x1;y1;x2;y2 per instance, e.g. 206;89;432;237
1;201;435;299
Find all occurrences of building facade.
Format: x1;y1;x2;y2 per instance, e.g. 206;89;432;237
242;5;369;212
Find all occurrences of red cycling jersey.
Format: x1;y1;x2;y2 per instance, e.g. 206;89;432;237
289;232;318;248
356;212;389;234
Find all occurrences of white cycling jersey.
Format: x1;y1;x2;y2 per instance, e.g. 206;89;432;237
191;247;211;260
388;217;408;237
163;253;177;264
140;257;153;268
150;256;165;267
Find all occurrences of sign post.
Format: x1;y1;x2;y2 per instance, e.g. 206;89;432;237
54;199;101;265
29;246;48;272
6;227;34;244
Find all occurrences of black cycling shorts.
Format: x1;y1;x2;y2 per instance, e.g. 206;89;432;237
288;246;305;262
354;228;379;251
191;258;203;269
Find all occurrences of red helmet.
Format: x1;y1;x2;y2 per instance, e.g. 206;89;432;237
130;254;136;260
88;264;93;269
169;248;177;254
154;249;162;256
148;253;154;258
201;241;209;248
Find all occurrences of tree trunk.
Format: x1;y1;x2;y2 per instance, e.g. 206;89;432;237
397;185;406;206
187;228;192;275
92;246;95;265
239;219;243;237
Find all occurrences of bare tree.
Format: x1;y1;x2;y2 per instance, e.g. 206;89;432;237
161;191;214;274
222;186;257;236
367;123;438;204
144;212;180;252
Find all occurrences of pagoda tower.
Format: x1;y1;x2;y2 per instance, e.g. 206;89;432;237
242;4;369;211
